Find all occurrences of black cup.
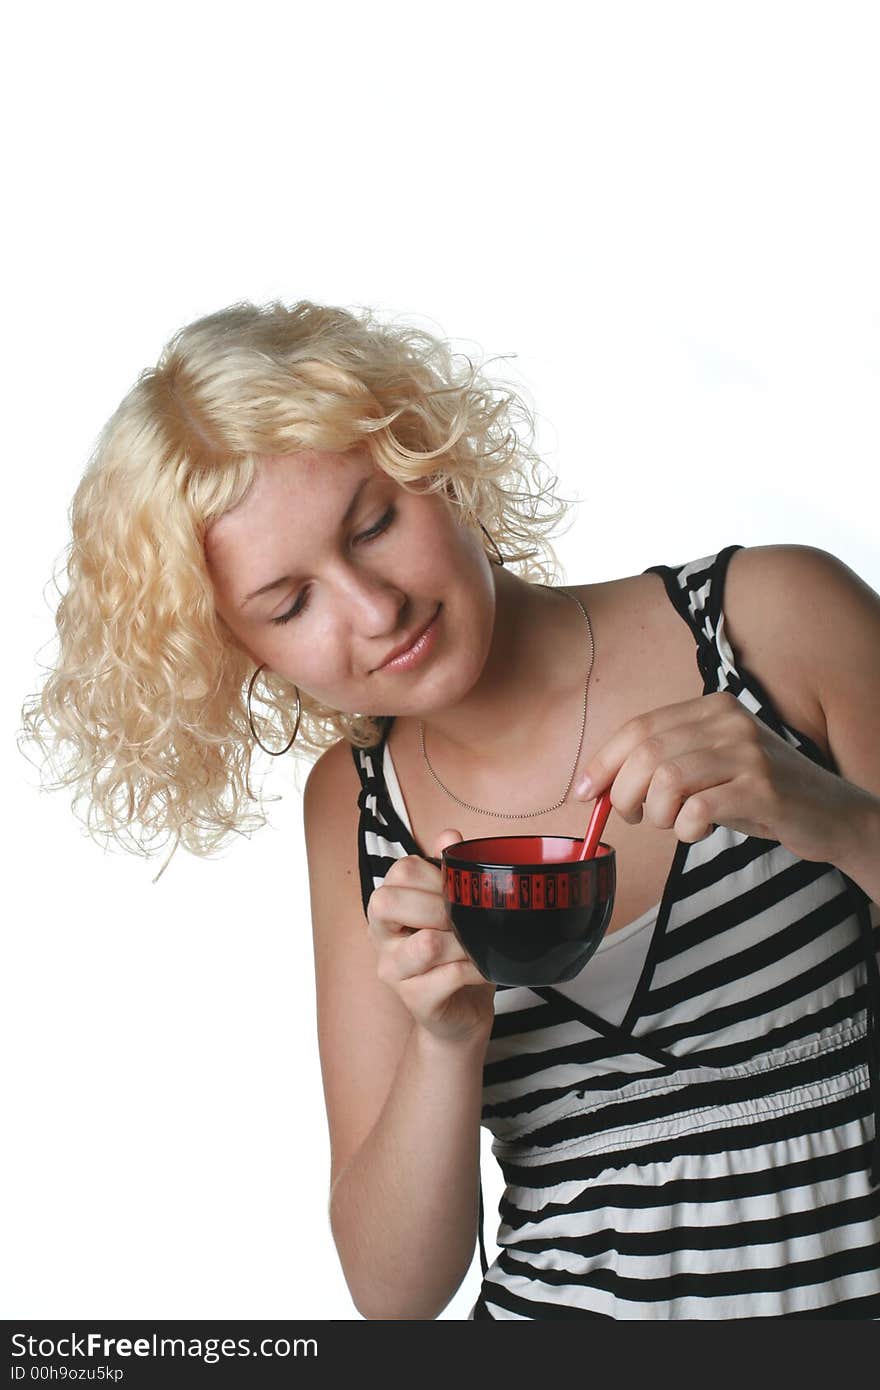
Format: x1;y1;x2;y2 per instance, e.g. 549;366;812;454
441;834;616;987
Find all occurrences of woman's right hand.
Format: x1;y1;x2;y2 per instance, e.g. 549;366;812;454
366;829;496;1047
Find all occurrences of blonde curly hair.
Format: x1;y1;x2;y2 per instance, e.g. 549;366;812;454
19;299;574;879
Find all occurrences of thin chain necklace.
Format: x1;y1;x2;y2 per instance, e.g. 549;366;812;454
417;585;595;818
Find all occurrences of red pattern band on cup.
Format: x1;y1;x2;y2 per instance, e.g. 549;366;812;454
445;859;613;910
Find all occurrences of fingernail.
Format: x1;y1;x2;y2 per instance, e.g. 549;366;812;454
574;775;593;799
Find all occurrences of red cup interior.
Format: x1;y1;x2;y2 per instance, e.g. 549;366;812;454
443;835;613;869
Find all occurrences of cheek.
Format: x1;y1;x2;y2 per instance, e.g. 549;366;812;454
264;624;351;693
413;507;480;576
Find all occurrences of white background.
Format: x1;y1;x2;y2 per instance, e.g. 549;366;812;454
5;1;879;1319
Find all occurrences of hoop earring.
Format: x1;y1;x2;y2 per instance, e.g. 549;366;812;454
247;664;301;755
479;521;506;567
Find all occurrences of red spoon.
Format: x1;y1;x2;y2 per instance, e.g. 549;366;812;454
575;790;613;862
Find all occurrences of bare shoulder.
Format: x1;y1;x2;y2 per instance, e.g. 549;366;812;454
302;734;364;957
723;542;878;621
304;732;363;813
302;734;365;933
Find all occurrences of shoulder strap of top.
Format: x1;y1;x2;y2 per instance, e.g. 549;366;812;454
643;542;833;771
349;715;395;796
351;716;419;844
642;543;745;692
350;719;394;918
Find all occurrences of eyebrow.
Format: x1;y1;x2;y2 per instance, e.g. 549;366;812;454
240;474;373;609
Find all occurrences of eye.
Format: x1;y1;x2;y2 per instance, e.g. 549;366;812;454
357;504;396;546
271;505;397;626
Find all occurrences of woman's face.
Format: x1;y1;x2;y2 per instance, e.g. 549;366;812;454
204;447;497;716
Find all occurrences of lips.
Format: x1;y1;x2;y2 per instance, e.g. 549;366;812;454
374;605;441;671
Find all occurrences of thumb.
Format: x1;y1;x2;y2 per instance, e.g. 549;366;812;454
433;827;464;859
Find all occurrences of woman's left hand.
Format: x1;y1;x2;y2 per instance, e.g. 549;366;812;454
573;691;860;868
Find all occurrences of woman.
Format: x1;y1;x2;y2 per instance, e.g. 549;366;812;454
20;299;880;1319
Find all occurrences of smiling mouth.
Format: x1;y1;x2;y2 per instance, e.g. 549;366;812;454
373;604;442;672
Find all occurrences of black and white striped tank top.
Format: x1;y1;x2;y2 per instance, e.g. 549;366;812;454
351;545;880;1318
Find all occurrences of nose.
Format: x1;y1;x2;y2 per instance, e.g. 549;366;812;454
336;564;409;640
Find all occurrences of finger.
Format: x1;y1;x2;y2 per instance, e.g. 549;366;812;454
423;828;465;871
602;726;713;824
573;691;741;800
367;880;453;946
380;925;472;986
383;852;441;889
382;853;448;904
670;764;781;844
398;957;491;1011
433;828;464;858
672;791;720;844
642;745;745;830
612;729;751;826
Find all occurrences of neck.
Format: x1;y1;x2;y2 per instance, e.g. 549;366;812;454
416;565;592;769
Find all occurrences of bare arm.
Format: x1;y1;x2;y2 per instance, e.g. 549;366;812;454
329;1022;488;1320
304;740;495;1319
724;544;880;903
